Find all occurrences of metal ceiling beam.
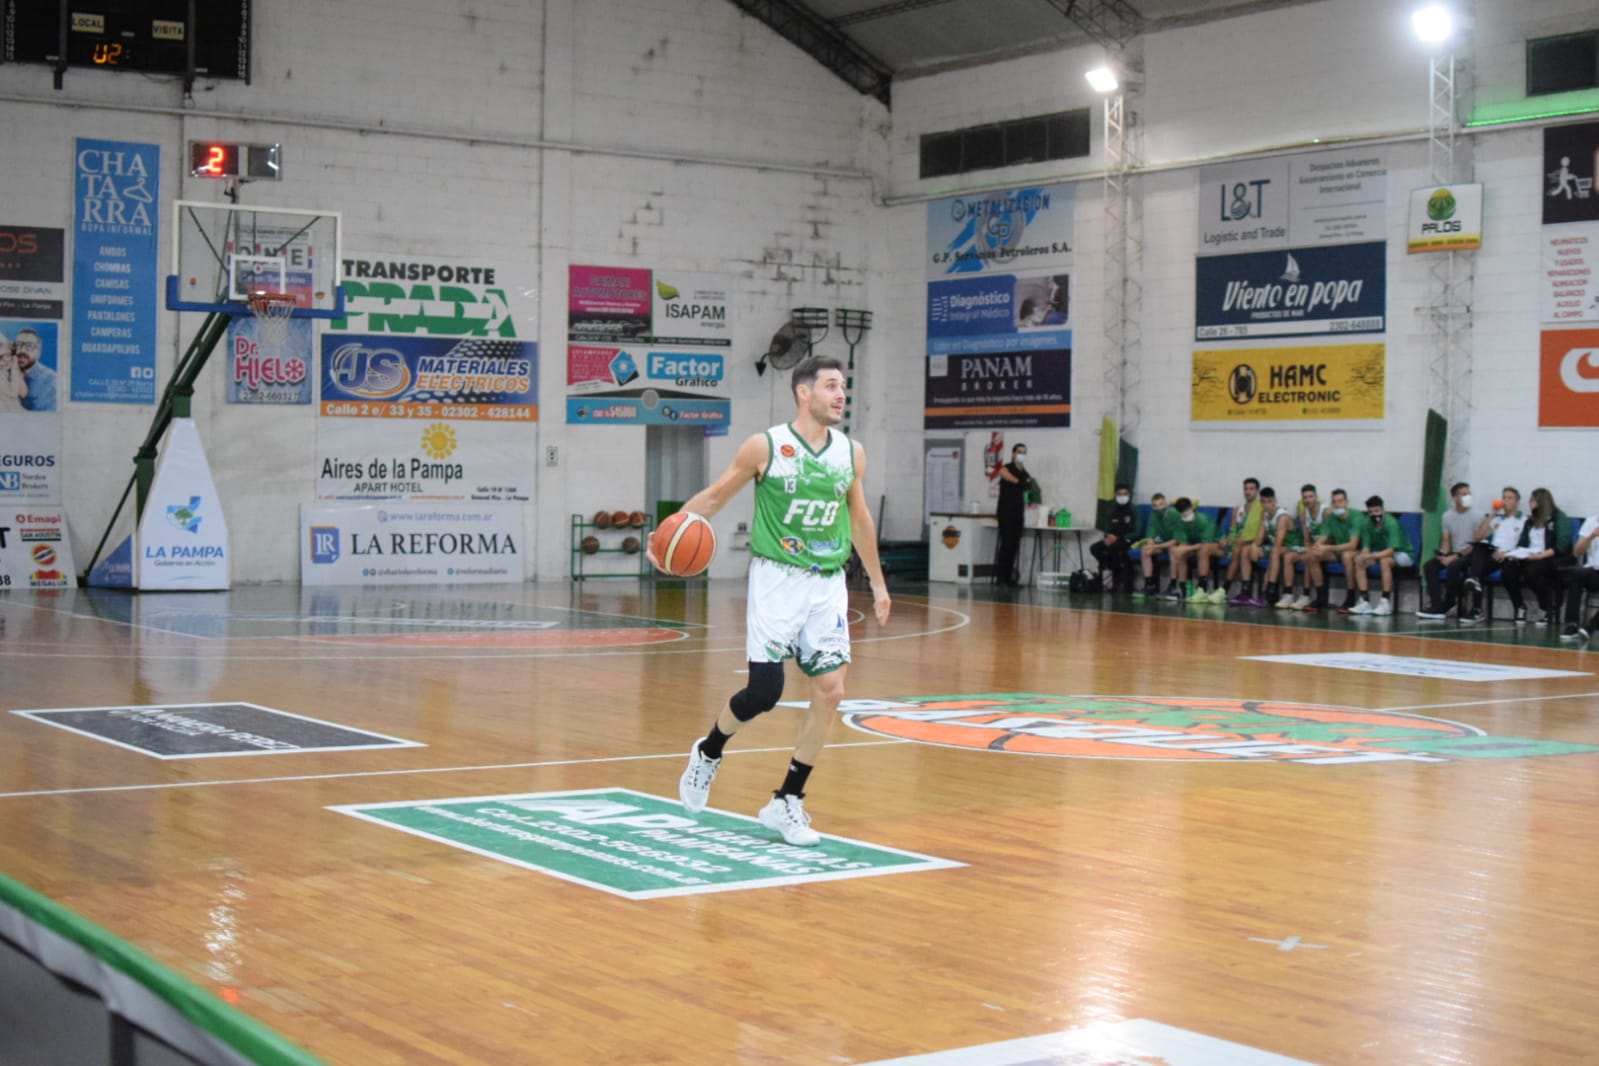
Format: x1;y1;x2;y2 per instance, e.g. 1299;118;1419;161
833;0;958;27
726;0;894;107
1038;0;1145;53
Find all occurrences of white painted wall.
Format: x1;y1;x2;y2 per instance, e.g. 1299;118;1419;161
2;0;1595;585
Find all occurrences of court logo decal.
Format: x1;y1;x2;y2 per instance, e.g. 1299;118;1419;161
330;788;962;899
836;694;1599;764
11;702;424;759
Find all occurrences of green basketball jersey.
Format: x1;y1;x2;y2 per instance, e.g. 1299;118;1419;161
751;424;856;572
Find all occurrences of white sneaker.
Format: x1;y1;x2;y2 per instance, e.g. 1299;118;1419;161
1275;593;1297;609
1291;594;1312;610
1372;598;1393;616
678;738;720;813
758;794;821;847
1350;599;1375;615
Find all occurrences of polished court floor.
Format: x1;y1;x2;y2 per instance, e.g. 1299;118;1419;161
2;578;1597;1065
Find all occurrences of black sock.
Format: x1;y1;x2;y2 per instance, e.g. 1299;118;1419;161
1316;585;1328;606
700;722;731;760
776;759;813;798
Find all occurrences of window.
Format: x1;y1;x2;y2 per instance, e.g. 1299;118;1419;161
1527;31;1599;96
919;110;1091;179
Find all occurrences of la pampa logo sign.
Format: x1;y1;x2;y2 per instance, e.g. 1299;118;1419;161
836;694;1599;764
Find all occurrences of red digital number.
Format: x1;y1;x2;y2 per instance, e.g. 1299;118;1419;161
201;146;227;175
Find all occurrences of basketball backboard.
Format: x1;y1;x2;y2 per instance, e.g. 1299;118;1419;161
167;200;344;318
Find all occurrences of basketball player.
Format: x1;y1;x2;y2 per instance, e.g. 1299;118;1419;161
653;355;891;846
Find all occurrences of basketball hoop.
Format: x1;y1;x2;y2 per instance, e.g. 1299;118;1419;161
246;291;299;360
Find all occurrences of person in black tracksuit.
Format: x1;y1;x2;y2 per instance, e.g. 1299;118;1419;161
994;444;1033;586
1089;483;1139;592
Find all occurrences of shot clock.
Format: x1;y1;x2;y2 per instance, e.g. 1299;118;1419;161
189;142;283;182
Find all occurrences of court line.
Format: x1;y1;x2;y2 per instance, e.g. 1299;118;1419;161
1374;691;1599;714
0;738;910;801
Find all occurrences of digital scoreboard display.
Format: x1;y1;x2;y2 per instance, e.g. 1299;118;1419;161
2;2;251;82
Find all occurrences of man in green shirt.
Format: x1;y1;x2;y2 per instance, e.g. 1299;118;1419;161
1306;487;1359;613
1166;497;1221;601
1135;492;1179;598
663;356;891;847
1347;494;1414;616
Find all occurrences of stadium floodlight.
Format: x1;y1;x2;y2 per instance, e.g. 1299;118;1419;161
1411;4;1453;44
1085;65;1120;94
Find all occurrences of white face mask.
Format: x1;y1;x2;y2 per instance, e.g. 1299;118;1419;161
1182;512;1195;523
1332;506;1347;516
1459;494;1473;509
1115;494;1130;505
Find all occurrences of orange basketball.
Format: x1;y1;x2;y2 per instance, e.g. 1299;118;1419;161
621;536;640;554
611;510;632;529
629;510;648;528
651;513;715;577
593;510;613;529
581;535;600;554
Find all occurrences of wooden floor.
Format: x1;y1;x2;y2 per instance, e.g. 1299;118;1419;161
2;580;1597;1066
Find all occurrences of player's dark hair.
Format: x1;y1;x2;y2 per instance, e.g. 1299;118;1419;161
1244;477;1260;490
1450;481;1470;497
792;356;844;397
1151;493;1166;502
1115;483;1130;493
1261;486;1276;499
1331;487;1348;499
1365;495;1384;509
1174;497;1193;513
1300;483;1316;494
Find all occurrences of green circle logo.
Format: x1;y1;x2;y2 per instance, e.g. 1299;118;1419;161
1427;188;1456;221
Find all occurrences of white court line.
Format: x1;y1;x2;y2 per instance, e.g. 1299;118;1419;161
1375;691;1599;714
0;738;910;801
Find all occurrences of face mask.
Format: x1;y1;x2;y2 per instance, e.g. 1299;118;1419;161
1182;512;1195;523
1369;513;1383;525
1115;494;1130;505
1459;494;1472;509
1332;506;1347;516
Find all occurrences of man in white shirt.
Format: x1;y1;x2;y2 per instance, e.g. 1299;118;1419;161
1462;486;1525;623
1559;514;1599;642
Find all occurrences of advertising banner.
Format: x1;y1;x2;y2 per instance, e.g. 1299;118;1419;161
1538;328;1599;428
71;138;160;404
1407;183;1483;253
0;407;62;504
1;319;61;414
226;316;313;404
925;349;1072;429
0;224;66;319
566;265;732;427
136;418;230;590
300;501;523;586
1192;343;1385;428
332;253;528;338
1199;150;1388;253
1541;222;1599;323
926;271;1071;355
315;417;532;500
1543;121;1599;226
0;507;76;590
1194;241;1385;340
926;184;1075;279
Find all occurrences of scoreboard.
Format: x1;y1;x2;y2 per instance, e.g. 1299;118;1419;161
3;1;251;82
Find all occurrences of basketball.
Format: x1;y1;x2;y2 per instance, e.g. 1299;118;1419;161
651;512;715;577
581;535;600;554
611;510;632;529
621;536;640;554
629;510;647;528
594;510;612;529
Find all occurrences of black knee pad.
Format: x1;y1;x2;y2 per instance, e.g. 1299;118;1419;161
729;661;785;721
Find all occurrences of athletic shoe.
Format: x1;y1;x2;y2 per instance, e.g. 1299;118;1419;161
1301;603;1320;614
1513;607;1528;625
758;794;821;847
1349;599;1375;615
1227;593;1252;606
1275;593;1298;609
1416;604;1449;620
1535;616;1551;628
678;738;721;813
1465;577;1482;594
1206;587;1229;604
1462;608;1484;624
1245;596;1269;608
1580;627;1594;642
1561;624;1581;641
1291;594;1312;610
1372;599;1393;616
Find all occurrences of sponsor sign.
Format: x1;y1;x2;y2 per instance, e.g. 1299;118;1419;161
1407;183;1483;253
135;418;229;590
565;394;729;427
0;412;63;503
837;693;1599;763
300;501;523;586
0;224;66;319
926;272;1070;355
1195;242;1385;340
226;315;313;404
71;138;160;404
316;417;531;500
331;253;527;338
926;184;1074;279
12;702;422;759
860;1018;1318;1066
1541;222;1599;323
649;271;730;347
1245;653;1590;682
1192;343;1383;427
0;319;62;414
1199;150;1389;253
0;507;76;590
320;335;537;420
925;349;1071;429
1539;328;1599;427
1543;121;1599;226
330;788;962;899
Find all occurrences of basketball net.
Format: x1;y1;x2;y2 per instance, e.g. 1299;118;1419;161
246;291;299;360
